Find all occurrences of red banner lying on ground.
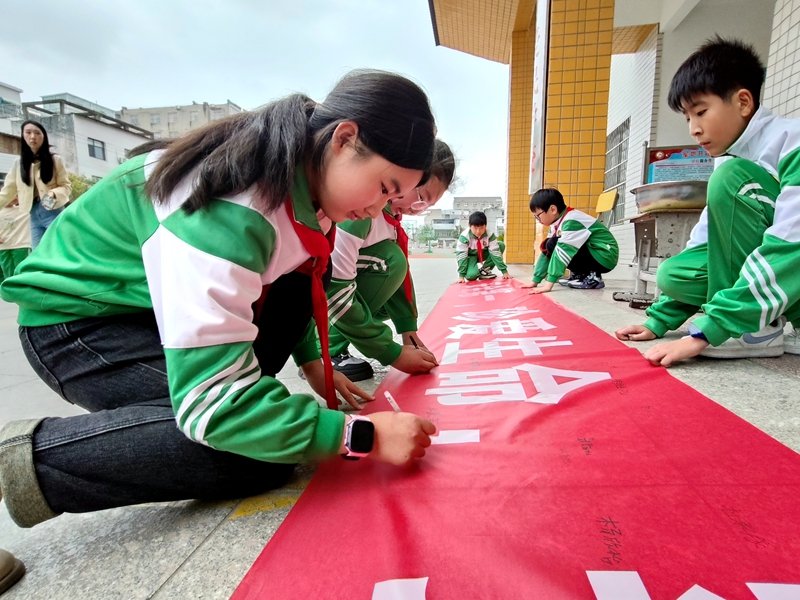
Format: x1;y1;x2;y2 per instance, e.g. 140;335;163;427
232;279;800;600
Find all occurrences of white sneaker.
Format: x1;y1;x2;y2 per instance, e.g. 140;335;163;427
784;328;800;355
700;317;785;359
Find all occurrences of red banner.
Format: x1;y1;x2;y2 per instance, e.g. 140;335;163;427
232;280;800;600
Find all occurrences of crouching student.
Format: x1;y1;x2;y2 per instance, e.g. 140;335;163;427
456;211;509;282
0;70;439;532
521;188;618;294
322;140;455;382
615;37;800;366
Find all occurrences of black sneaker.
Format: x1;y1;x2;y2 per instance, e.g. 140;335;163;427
478;267;497;280
558;272;583;286
331;353;374;381
568;272;605;290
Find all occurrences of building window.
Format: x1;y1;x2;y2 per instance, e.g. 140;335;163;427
603;118;630;226
88;138;106;161
210;108;224;121
150;113;161;126
190;111;199;123
168;112;178;124
130;115;139;125
0;172;6;186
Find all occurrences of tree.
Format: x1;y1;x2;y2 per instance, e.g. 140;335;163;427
68;172;95;201
417;224;436;244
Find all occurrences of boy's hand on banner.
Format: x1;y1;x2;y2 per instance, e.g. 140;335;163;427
301;360;374;410
529;282;554;294
501;273;511;279
643;336;708;367
392;345;438;374
615;325;657;342
370;412;436;466
457;277;466;283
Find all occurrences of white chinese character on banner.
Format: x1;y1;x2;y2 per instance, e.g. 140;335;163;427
441;337;571;363
458;281;516;301
454;307;538;322
446;318;557;339
425;363;611;405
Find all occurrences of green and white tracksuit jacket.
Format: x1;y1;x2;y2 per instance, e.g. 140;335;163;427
532;208;618;283
0;152;345;463
678;106;800;345
456;229;507;278
326;207;417;366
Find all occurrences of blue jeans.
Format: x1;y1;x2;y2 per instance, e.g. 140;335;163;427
17;268;327;515
30;200;64;248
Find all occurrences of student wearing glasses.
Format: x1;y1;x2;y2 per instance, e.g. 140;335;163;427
321;140;455;383
521;187;619;292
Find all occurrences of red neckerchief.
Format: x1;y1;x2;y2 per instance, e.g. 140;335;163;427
285;200;338;410
475;233;485;263
382;211;414;305
552;206;574;236
539;207;574;253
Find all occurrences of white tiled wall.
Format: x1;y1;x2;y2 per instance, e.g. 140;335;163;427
604;27;660;278
764;0;800;117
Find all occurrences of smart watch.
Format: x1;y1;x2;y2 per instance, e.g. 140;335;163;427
342;415;375;461
687;323;708;342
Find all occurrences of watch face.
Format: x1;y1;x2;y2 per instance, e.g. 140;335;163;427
349;420;375;454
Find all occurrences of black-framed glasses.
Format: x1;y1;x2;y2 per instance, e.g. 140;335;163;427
533;211;545;222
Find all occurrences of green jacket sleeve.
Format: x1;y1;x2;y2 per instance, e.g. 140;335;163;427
291;319;322;366
644;294;698;338
167;343;344;463
385;273;418;334
487;233;507;273
456;233;470;276
533;250;550;283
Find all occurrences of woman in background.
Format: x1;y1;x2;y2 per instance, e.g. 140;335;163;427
0;120;71;247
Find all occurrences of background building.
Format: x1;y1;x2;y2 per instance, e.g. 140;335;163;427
428;0;784;279
19;95;153;180
0;82;23;183
119;101;243;139
454;196;504;233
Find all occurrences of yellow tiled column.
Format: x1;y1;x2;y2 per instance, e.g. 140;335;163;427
543;0;614;214
505;27;536;264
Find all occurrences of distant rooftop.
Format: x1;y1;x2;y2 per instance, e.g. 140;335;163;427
41;93;116;118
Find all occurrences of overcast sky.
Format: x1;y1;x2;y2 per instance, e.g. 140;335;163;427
1;0;510;210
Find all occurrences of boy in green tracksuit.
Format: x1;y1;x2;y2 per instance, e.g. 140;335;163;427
616;37;800;364
456;211;508;282
521;188;619;294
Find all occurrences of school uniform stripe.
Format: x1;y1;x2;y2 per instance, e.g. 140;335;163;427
328;282;356;323
752;248;789;320
180;352;260;441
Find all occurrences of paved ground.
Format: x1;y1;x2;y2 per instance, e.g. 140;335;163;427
1;256;799;599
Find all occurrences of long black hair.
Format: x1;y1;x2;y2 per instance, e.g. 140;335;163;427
20;120;55;186
134;70;436;214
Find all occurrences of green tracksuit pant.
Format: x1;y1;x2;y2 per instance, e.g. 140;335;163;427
464;241;506;281
0;248;29;284
644;158;800;338
328;240;410;358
